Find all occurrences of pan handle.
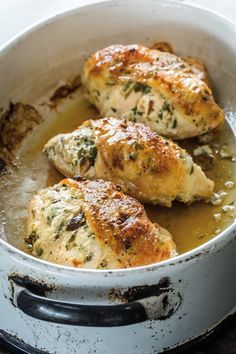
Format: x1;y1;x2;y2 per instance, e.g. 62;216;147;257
13;283;181;327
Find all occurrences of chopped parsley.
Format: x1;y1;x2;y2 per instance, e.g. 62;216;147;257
84;253;93;263
162;101;172;113
122;82;151;98
123;81;135;98
55;221;65;240
158;100;173;120
66;233;77;251
133;82;151;94
123;81;133;92
76;136;97;167
46;208;59;225
172;119;177;129
131;106;138;115
36;248;44;257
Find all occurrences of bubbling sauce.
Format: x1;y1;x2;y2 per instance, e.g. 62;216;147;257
0;88;235;255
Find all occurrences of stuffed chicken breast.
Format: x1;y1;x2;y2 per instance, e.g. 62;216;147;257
81;44;224;139
44;117;214;207
26;178;176;268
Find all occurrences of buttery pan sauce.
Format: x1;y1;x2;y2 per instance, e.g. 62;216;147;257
0;87;235;256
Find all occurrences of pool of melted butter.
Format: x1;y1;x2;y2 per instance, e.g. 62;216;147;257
0;87;235;255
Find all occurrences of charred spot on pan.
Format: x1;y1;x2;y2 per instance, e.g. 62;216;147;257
158;277;171;289
162;294;169;310
9;274;54;297
50;75;81;103
109;284;162;303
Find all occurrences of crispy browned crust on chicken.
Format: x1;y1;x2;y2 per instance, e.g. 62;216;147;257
151;42;210;86
27;178;176;268
182;56;211;87
82;44;224;139
150;42;211;87
71;178;176;266
44;117;214;206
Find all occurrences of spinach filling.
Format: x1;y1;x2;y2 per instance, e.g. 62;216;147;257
123;81;151;98
133;82;151;94
158;100;173;120
75;136;97;168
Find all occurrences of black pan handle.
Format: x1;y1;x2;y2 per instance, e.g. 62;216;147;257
13;283;181;327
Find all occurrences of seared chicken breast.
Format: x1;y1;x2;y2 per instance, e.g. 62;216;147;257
81;44;224;139
26;178;176;268
44;117;214;207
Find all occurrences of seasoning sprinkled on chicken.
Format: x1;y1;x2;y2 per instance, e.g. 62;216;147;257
27;178;177;268
44;117;214;206
82;44;224;139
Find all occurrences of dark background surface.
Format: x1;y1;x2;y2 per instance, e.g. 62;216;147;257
0;313;235;354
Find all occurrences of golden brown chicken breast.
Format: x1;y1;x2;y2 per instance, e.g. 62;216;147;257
44;117;214;207
81;44;224;139
26;178;176;269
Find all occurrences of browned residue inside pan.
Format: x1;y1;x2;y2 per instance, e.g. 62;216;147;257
50;75;81;104
0;102;42;173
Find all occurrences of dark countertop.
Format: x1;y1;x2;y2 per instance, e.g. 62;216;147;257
0;313;235;354
187;313;236;354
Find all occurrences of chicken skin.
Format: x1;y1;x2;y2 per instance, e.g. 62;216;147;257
26;178;176;269
81;44;224;139
44;117;214;207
